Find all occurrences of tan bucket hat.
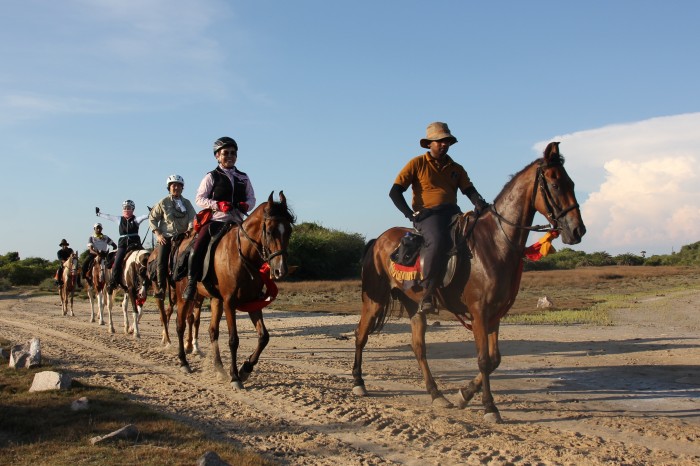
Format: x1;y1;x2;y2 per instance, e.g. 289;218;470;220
419;122;458;148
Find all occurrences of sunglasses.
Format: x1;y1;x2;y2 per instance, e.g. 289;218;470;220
219;150;237;156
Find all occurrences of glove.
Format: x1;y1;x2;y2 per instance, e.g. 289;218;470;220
238;202;249;212
474;200;490;216
95;207;100;216
216;201;232;213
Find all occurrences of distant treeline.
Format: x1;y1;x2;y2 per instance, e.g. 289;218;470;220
1;227;698;288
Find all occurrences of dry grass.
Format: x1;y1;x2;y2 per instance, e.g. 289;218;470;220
275;266;700;324
0;341;271;466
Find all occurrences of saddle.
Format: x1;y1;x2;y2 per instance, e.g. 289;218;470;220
389;212;476;288
173;222;234;296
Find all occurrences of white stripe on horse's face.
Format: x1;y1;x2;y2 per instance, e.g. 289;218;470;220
277;223;286;238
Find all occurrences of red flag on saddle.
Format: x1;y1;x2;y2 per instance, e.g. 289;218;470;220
524;230;559;261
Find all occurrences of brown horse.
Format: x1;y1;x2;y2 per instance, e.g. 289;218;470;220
146;246;204;352
352;142;586;422
175;191;295;389
59;251;79;316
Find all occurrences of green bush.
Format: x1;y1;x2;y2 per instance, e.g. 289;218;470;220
288;222;365;280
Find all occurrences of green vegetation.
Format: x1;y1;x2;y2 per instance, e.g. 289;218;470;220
0;337;270;466
1;236;698;285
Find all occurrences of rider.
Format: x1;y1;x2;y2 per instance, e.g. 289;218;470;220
81;223;117;286
55;239;76;287
96;200;149;293
182;136;256;301
149;174;197;299
389;122;489;314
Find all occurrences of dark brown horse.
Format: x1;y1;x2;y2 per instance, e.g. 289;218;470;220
175;191;295;388
353;142;586;422
146;245;204;352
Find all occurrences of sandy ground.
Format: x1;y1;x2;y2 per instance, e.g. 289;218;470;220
1;288;699;466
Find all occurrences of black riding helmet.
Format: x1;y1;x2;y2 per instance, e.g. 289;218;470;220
213;136;238;154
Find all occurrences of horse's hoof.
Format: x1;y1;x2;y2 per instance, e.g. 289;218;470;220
239;368;251;383
109;327;115;334
90;318;95;323
484;412;503;424
432;396;454;409
231;380;244;390
352;385;368;397
179;365;192;374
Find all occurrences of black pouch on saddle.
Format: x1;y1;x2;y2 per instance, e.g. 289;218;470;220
390;231;423;266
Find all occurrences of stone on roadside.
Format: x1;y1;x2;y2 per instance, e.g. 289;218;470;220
8;337;41;369
71;396;90;411
197;451;231;466
536;296;554;309
29;371;72;392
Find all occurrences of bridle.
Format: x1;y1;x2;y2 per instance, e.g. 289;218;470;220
237;208;291;278
490;161;579;249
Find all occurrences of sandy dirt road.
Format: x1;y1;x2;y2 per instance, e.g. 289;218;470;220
1;289;699;465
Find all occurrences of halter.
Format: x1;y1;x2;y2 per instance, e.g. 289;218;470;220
490;161;580;251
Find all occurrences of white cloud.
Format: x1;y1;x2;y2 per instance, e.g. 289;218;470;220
536;113;700;255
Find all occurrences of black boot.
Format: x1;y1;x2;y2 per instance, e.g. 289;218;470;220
182;278;197;301
418;279;437;314
154;282;165;299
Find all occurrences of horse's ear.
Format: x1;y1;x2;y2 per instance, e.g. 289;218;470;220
267;191;274;205
544;141;560;162
279;190;286;206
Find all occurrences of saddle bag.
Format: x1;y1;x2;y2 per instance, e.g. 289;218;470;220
390;231;423;266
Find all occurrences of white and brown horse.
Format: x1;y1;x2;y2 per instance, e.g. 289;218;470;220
87;252;113;325
59;251;79;316
117;249;151;338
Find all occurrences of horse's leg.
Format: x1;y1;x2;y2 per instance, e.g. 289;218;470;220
88;286;96;323
352;295;383;396
69;287;75;316
222;297;242;390
105;290;115;333
132;295;141;339
158;297;170;347
238;309;269;383
191;297;202;355
208;297;228;380
409;305;453;408
185;305;194;353
458;314;502;422
121;293;130;334
97;288;105;325
175;295;194;373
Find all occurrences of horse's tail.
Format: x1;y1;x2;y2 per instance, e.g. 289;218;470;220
361;238;392;335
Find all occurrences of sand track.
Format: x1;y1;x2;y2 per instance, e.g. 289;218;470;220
1;290;699;465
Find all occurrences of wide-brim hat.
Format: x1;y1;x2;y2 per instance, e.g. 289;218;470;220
59;239;69;246
419;122;458;148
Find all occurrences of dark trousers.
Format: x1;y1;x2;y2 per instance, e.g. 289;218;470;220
413;205;460;296
187;222;225;281
155;238;173;289
82;254;96;279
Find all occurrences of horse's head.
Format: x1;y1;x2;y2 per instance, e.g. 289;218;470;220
533;142;586;244
65;252;79;274
255;191;296;280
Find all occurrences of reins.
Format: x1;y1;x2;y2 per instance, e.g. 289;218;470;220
489;161;579;251
236;208;290;279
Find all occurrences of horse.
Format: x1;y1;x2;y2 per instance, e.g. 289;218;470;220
146;246;204;352
352;142;586;423
108;249;151;338
175;191;295;389
86;252;113;325
59;251;79;316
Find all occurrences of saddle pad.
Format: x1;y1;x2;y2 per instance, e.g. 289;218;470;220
389;257;422;282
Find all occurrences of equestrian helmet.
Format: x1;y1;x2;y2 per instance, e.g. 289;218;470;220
213;136;238;155
166;174;185;188
122;199;136;210
93;223;102;230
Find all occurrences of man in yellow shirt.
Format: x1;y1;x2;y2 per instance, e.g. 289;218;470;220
389;122;489;314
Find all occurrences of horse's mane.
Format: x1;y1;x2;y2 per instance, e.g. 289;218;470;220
267;200;297;224
492;151;565;204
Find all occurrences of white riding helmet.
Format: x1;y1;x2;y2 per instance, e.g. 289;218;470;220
122;199;135;210
166;174;185;188
93;223;103;230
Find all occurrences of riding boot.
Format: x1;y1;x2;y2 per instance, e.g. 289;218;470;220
154;280;166;299
418;278;437;314
182;278;197;301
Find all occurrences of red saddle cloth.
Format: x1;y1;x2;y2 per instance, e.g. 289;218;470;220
389;255;422;281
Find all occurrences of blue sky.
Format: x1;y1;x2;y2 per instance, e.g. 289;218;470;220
1;1;699;261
